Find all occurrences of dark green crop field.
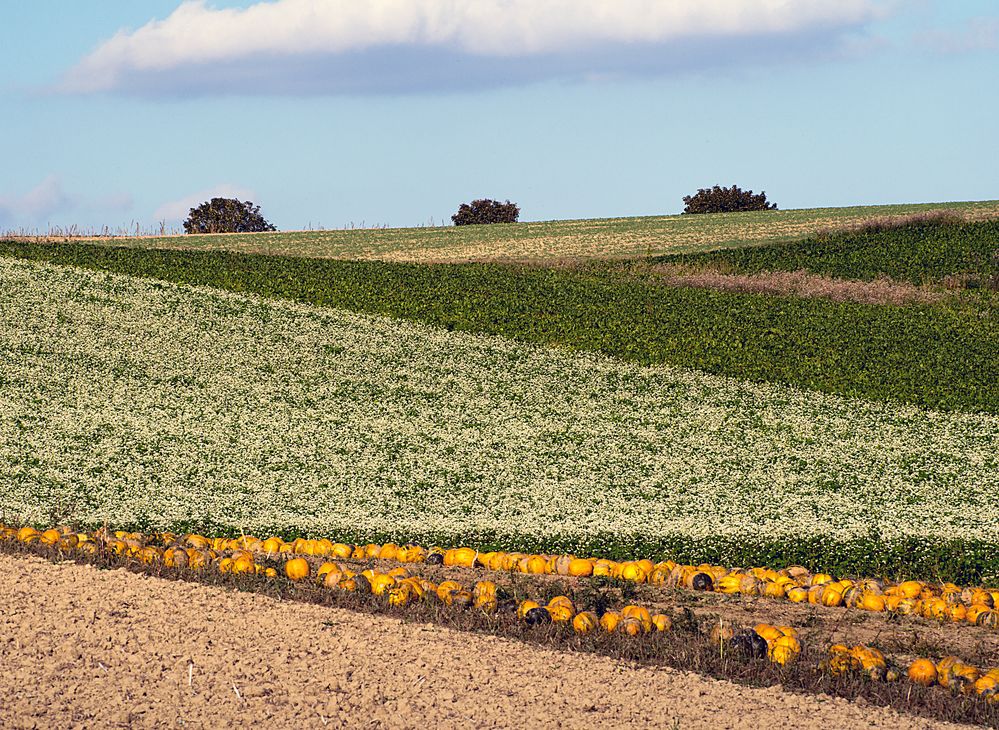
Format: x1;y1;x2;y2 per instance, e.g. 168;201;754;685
655;217;999;286
3;238;996;413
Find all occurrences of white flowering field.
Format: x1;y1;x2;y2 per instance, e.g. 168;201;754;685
2;257;998;573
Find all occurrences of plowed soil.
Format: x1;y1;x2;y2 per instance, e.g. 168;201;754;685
0;554;969;729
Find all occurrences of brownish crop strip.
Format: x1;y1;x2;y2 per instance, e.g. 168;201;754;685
623;265;946;305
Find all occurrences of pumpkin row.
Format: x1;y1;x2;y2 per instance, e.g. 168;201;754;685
824;645;999;700
11;523;999;701
168;531;999;629
9;525;999;633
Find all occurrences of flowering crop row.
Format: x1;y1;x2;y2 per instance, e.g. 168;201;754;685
2;258;999;580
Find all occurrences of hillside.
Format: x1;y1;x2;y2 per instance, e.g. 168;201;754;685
23;199;999;262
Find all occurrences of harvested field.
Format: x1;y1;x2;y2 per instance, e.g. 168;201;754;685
13;200;999;263
0;553;973;729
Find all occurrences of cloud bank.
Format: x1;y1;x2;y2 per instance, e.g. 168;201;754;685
61;0;885;96
0;176;72;224
153;184;259;223
0;176;134;229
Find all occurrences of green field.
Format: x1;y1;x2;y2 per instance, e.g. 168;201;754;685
654;216;999;286
3;202;999;583
3;256;998;582
38;199;999;262
3;225;997;412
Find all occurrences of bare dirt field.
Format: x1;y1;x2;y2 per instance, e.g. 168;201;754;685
0;554;969;729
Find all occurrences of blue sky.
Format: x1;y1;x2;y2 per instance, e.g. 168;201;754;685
1;0;997;232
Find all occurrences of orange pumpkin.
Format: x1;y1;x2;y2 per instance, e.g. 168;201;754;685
284;557;310;581
567;558;595;577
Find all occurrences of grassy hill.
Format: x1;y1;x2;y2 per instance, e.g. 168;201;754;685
3;216;998;413
27;199;999;262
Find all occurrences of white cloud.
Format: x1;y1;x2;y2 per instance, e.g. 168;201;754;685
0;177;135;229
153;184;259;223
0;176;74;224
61;0;885;95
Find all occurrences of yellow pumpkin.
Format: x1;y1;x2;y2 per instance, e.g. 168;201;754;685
923;598;949;621
951;663;982;694
572;611;599;634
768;636;800;666
762;581;788;599
715;574;743;594
388;584;414;607
621;606;653;632
369;573;397;596
787;587;809;603
549;604;576;623
260;537;283;555
452;547;478;568
473;581;497;599
819;585;845;607
475;595;498;614
379;543;399;561
567;558;595;577
648;564;672;585
651;614;672;632
525;555;548;574
436;580;463;604
323;569;345;588
935;656;960;686
284;557;310;581
600;611;622;633
965;603;991;625
331;543;353;559
977;609;999;629
975;675;999;697
858;592;886;612
232;554;255;574
754;624;784;643
618;617;645;636
592;559;617;577
517;600;541;620
395;575;420;591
